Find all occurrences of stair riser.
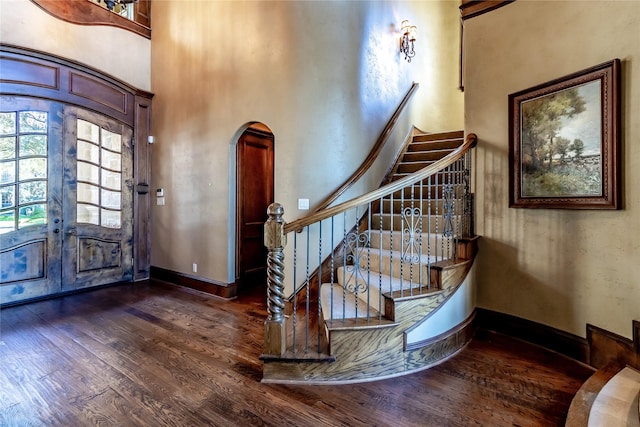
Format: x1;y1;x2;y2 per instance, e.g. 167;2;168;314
411;131;464;144
391;172;465;184
370;213;463;234
326;278;387;317
390;186;465;199
320;283;384;320
380;199;461;214
368;231;458;255
408;140;464;153
401;150;454;163
399;162;456;173
358;252;440;285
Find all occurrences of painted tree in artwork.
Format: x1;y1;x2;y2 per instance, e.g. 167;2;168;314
519;84;604;197
521;87;586;173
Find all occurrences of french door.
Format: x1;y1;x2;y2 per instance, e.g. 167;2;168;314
0;97;133;305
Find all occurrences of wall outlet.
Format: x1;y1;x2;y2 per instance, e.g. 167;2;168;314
192;263;198;273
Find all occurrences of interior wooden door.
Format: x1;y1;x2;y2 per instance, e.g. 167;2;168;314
61;107;134;290
236;128;274;291
0;98;64;304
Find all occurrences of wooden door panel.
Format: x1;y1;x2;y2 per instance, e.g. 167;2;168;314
1;239;46;283
62;107;133;290
237;128;274;289
77;237;123;271
0;98;63;305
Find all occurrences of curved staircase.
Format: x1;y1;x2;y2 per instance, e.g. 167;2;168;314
262;131;479;384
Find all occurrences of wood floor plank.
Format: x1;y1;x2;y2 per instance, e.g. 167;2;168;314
18;299;217;426
0;281;594;426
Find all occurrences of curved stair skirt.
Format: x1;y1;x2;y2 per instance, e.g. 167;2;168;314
261;265;477;385
567;363;640;427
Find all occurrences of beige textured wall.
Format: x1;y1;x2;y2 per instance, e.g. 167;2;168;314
150;1;463;283
0;0;151;91
464;1;640;339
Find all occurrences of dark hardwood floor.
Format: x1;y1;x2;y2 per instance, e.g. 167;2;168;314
0;281;594;426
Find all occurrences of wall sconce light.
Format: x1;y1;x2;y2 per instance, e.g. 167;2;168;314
400;20;417;62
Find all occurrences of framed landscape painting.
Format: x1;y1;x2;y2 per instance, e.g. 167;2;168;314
509;59;621;209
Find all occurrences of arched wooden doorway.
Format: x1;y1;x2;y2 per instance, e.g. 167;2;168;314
0;47;152;307
235;124;274;293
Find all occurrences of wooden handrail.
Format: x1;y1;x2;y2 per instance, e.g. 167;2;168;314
312;82;420;213
284;133;477;234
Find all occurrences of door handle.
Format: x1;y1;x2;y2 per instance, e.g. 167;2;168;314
54;228;60;233
67;229;77;236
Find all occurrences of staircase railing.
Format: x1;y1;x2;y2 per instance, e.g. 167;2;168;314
263;133;478;358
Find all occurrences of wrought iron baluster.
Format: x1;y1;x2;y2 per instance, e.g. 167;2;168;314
400;187;405;294
317;221;322;353
435;170;440;263
366;202;372;319
292;227;297;352
444;163;456;259
305;226;310;353
378;197;383;319
419;178;424;293
389;193;394;294
330;217;335;321
427;174;432;290
342;212;347;321
354;206;359;319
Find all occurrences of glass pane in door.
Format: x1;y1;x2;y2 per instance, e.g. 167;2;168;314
0;110;48;234
76;119;122;229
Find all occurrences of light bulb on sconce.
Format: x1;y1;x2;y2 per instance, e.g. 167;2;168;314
399;20;417;62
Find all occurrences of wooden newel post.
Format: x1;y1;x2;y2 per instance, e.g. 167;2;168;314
263;203;287;356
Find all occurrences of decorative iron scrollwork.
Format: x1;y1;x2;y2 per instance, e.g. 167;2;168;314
402;207;422;264
443;183;455;238
344;232;370;294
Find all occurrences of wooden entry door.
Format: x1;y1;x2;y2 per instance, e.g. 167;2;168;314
236;127;274;291
0;98;64;303
0;99;133;305
61;107;134;290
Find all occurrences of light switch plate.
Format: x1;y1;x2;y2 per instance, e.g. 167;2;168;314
298;198;309;210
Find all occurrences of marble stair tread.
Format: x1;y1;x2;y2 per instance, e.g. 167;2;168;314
336;266;433;295
320;283;381;321
587;366;640;427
